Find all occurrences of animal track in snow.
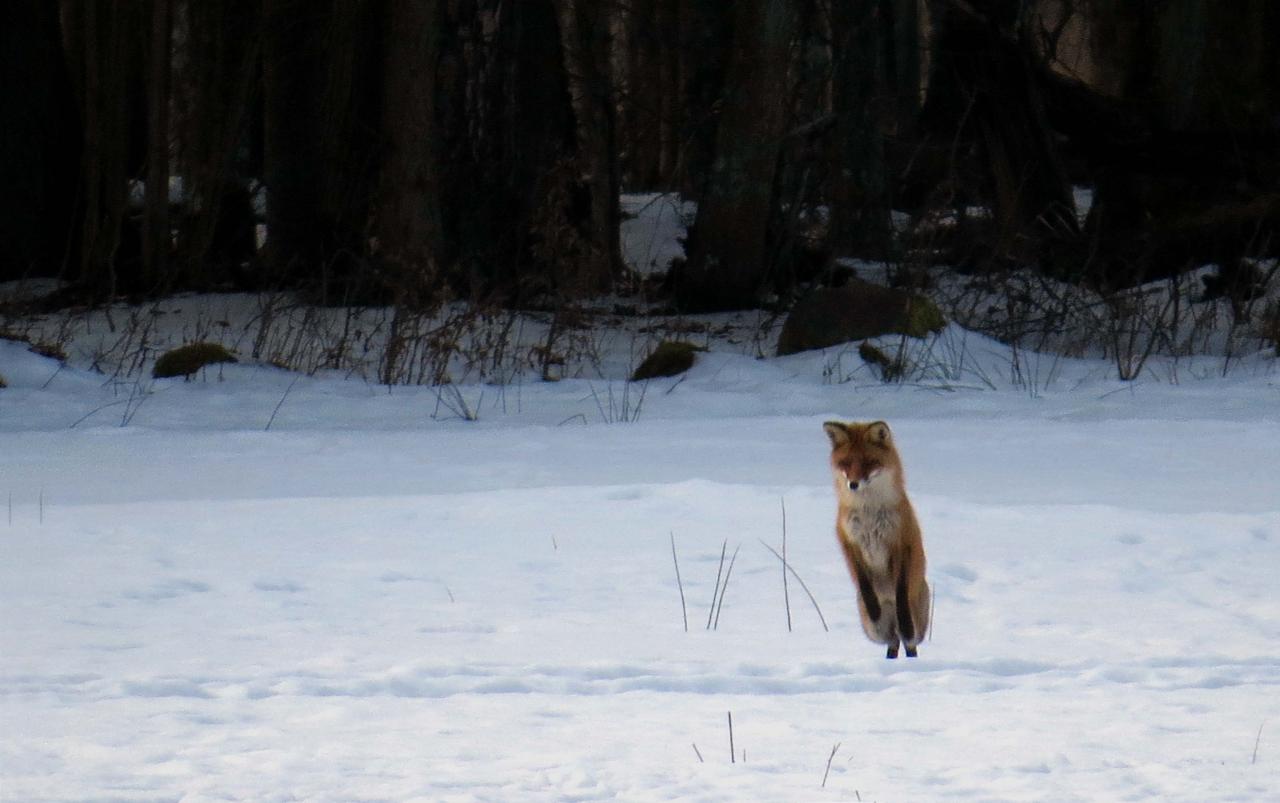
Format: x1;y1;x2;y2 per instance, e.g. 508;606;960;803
31;653;1273;708
122;579;212;601
939;563;978;583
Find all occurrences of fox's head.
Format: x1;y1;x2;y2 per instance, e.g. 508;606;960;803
823;420;905;505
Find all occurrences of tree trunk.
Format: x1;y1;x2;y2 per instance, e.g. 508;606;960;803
262;0;324;285
656;0;682;185
554;0;622;295
261;0;381;299
886;0;921;134
920;0;1077;265
677;0;732;201
616;0;683;191
830;0;891;257
66;1;147;299
375;0;447;305
442;0;576;300
0;0;81;281
678;0;799;311
1080;0;1280;288
143;0;172;292
616;0;652;189
314;1;383;297
175;0;263;290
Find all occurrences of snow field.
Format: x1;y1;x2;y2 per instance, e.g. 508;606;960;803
3;407;1278;800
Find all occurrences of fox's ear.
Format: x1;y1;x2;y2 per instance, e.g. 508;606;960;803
867;421;891;446
823;421;850;448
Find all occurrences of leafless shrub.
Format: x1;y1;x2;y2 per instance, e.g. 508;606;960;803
923;256;1278;384
587;379;647;424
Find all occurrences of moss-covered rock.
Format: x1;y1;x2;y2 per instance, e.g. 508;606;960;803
632;341;703;381
776;281;946;356
904;294;947;337
153;342;238;379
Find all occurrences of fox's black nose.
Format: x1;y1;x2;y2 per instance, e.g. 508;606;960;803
847;479;859;491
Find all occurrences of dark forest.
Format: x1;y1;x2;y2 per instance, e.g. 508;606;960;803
3;0;1278;313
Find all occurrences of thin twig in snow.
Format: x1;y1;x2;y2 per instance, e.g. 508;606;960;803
758;539;829;631
588;382;610;423
265;374;301;431
692;743;704;763
728;711;735;764
822;742;841;788
706;539;727;630
70;399;130;429
1254;720;1266;765
712;544;740;630
670;532;688;632
120;376;151;427
782;497;792;632
40;362;65;390
630;379;649;422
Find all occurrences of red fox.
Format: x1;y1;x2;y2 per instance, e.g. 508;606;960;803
823;420;930;659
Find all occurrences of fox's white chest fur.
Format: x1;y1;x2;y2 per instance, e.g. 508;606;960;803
843;503;900;572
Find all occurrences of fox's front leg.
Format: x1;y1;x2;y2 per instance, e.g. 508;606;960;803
896;569;917;657
840;535;906;657
838;535;882;622
896;548;928;658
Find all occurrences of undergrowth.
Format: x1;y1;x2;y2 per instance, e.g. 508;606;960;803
2;257;1276;393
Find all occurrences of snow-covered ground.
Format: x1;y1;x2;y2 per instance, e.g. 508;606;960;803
2;318;1278;801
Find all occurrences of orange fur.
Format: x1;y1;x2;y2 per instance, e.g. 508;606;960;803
823;420;930;658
